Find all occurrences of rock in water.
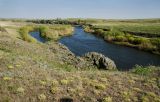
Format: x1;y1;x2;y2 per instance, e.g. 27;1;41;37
84;52;117;70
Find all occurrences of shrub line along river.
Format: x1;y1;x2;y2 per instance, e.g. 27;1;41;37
30;26;160;70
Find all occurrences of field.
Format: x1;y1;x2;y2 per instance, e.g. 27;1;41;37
0;20;160;102
91;19;160;37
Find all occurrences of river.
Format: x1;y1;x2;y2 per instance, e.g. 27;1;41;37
30;27;160;70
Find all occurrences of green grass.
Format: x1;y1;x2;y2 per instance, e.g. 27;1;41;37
84;25;160;55
19;26;37;43
94;24;160;36
38;25;73;40
131;65;160;76
19;24;73;42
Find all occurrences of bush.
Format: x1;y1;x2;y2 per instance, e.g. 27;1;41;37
39;26;49;37
115;35;127;42
104;35;114;42
139;39;155;50
17;87;25;93
19;26;37;43
150;38;160;49
95;83;106;90
60;79;69;85
102;97;112;102
132;37;144;45
3;77;12;81
127;36;135;44
38;25;73;40
131;65;158;76
38;94;46;101
94;29;104;36
84;26;93;33
51;87;59;94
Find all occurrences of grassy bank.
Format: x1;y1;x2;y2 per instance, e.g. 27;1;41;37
19;24;74;42
19;26;37;43
83;19;160;55
38;25;74;40
28;19;160;54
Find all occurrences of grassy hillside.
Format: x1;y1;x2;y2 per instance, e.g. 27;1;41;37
0;20;160;102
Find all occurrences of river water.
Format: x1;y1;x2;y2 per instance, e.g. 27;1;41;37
30;31;46;43
30;27;160;70
59;27;160;70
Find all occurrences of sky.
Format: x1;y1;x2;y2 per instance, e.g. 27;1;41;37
0;0;160;19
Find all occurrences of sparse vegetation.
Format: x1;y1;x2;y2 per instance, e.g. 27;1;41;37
38;94;46;101
103;96;112;102
94;83;106;90
3;77;12;81
16;87;25;93
51;87;59;94
8;65;14;69
60;79;69;85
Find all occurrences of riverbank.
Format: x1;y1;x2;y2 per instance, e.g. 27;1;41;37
59;27;160;70
0;20;160;101
19;24;74;43
84;21;160;55
28;19;160;55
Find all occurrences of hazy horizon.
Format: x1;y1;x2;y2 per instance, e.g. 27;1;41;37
0;0;160;19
